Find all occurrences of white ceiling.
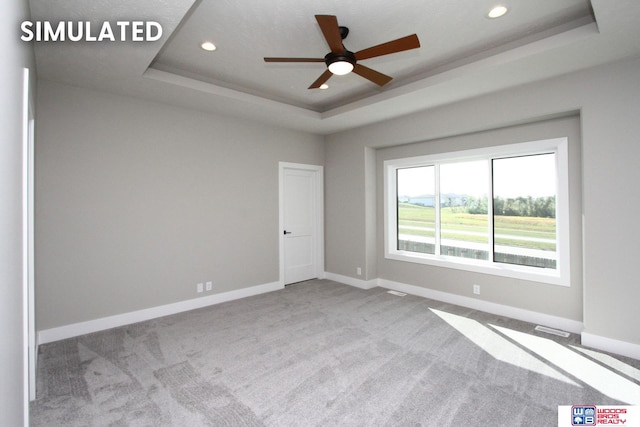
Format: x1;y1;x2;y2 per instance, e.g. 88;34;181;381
30;0;640;134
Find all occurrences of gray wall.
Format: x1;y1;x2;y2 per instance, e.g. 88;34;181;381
1;0;35;424
325;56;640;346
32;53;640;351
35;80;324;330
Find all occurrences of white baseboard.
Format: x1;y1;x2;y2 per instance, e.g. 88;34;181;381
376;278;584;334
331;274;639;359
38;275;640;361
324;272;377;290
581;332;640;361
38;281;283;345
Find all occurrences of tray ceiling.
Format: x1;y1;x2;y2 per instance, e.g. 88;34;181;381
29;0;640;134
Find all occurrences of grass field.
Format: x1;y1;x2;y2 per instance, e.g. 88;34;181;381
398;203;556;251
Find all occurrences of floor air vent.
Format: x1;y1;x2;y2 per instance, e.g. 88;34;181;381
387;290;407;297
534;325;570;338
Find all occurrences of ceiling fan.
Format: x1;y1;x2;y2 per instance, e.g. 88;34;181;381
264;15;420;89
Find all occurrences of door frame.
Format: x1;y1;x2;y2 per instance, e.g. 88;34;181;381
22;67;36;409
278;162;324;285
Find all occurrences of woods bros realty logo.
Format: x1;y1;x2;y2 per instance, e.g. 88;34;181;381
20;20;162;42
558;405;640;426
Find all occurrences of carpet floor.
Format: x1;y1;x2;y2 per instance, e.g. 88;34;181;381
30;279;640;426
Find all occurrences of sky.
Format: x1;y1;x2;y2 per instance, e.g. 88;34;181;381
397;154;556;199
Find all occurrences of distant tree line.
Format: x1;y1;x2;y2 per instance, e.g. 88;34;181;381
466;196;555;218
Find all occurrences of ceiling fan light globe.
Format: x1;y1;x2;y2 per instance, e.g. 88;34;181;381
328;61;354;75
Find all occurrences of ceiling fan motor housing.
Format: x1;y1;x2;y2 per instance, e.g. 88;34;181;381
325;51;356;67
325;50;356;75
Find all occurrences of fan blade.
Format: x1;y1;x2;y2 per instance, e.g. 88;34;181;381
264;57;325;63
355;34;420;61
308;69;333;89
315;15;344;54
352;64;393;86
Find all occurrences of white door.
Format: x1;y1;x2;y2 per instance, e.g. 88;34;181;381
280;164;323;285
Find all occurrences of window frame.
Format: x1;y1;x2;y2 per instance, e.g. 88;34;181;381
384;137;570;286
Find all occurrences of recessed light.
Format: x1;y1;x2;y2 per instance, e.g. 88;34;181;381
319;84;329;90
488;5;508;19
200;41;216;51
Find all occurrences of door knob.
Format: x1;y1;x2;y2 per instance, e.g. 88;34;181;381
284;230;292;235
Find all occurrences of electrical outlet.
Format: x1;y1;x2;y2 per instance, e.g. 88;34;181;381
206;281;212;291
357;267;362;276
197;283;204;293
473;284;480;295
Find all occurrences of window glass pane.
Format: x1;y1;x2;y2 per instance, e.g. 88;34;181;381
397;166;435;254
439;161;489;260
492;154;557;269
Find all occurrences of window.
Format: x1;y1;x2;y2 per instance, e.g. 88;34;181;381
385;138;570;286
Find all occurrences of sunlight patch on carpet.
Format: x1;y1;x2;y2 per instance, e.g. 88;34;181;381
492;325;640;405
430;308;578;385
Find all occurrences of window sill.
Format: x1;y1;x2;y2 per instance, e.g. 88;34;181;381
385;250;569;287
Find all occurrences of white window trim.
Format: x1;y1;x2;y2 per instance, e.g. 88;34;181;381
384;137;570;286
